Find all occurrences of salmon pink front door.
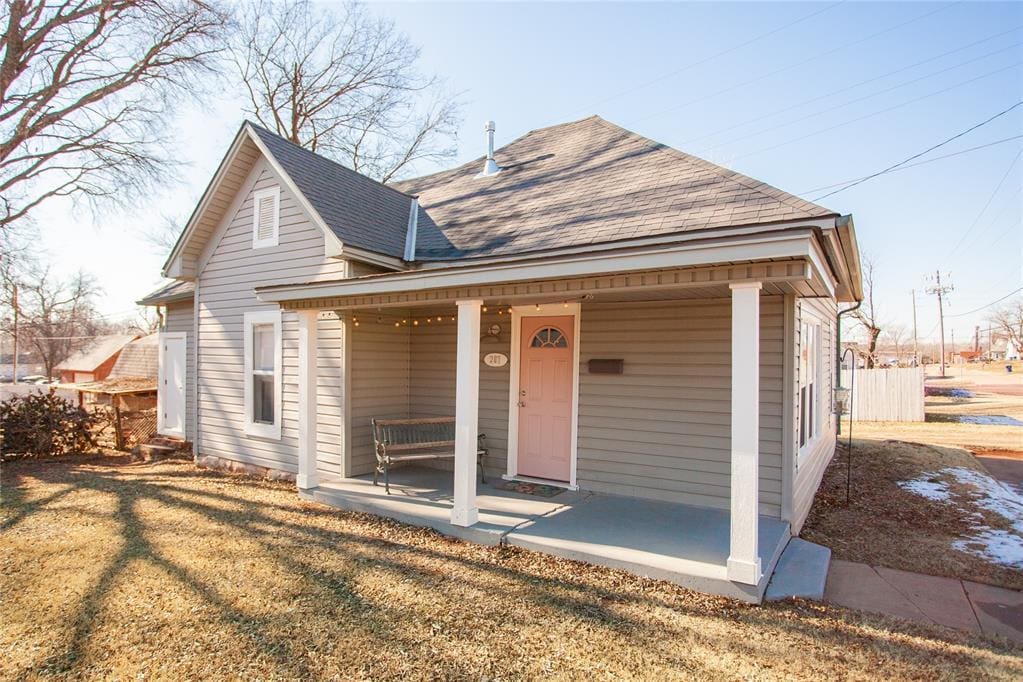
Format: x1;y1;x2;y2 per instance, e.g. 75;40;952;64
517;315;574;481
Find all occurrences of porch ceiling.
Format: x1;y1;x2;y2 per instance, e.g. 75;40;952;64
280;258;824;311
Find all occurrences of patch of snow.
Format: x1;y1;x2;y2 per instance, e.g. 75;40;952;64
898;466;1023;568
897;478;951;502
953;529;1023;567
952;414;1023;427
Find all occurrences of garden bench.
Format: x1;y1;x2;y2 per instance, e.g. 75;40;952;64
371;417;487;494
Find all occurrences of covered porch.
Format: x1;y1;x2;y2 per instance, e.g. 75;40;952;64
259;236;837;600
301;465;791;602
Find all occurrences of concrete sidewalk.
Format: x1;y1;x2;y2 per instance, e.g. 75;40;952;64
825;560;1023;643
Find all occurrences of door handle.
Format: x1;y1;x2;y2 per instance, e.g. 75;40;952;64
517;401;526;407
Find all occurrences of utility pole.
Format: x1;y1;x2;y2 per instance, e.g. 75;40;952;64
926;271;953;378
974;325;980;353
11;283;18;385
911;289;919;367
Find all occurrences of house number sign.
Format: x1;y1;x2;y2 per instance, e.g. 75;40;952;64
483;353;508;368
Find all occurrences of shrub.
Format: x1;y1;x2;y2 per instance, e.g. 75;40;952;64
0;392;98;459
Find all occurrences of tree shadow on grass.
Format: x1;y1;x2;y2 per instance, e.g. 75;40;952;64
4;458;1021;678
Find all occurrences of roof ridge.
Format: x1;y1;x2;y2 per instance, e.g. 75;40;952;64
244;121;416;201
586;116;836;218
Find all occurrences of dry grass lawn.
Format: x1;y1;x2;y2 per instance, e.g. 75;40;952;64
2;456;1020;680
802;438;1022;592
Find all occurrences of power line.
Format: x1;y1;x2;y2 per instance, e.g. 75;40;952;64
565;1;847;117
693;41;1021;154
798;135;1023;194
944;149;1022;259
638;1;961;124
810;99;1023;202
947;287;1023;318
737;62;1021;166
680;25;1022;147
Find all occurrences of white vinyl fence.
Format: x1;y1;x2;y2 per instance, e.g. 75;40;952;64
839;367;925;422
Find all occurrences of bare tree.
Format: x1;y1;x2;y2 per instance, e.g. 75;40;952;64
0;0;229;232
851;254;883;369
232;0;460;183
988;296;1023;354
882;323;907;366
0;259;107;378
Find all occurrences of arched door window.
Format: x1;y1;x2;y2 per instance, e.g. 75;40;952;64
530;326;568;348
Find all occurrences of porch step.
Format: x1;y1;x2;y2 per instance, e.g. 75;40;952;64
764;538;831;602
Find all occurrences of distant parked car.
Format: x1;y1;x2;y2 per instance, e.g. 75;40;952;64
20;375;46;384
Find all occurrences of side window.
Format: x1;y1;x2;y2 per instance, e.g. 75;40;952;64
798;317;822;452
244;310;282;439
252;186;280;248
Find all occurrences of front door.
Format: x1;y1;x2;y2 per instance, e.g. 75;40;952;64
517;315;574;481
159;333;186;438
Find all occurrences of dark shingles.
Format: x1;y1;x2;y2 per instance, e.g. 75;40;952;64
247;124;410;258
393;116;837;261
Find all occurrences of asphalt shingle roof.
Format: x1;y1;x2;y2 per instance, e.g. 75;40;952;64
248;124;412;258
392;116;837;261
56;334;138;372
137;279;195;306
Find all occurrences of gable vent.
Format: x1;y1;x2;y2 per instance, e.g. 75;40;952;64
252;186;280;248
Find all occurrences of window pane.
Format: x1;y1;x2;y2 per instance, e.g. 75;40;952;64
253;374;274;424
531;326;568;348
253;324;274;371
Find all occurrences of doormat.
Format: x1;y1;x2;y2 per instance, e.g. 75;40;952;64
494;480;566;497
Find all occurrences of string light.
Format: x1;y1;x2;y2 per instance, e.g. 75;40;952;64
535;304;541;311
394;322;399;327
482;306;488;312
413;320;419;326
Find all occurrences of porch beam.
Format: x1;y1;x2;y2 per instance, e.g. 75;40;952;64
452;298;482;527
277;260;812;311
727;282;762;585
297;309;319;490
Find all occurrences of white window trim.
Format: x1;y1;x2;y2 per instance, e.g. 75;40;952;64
243;310;282;440
251;186;280;249
505;303;581;489
796;309;824;466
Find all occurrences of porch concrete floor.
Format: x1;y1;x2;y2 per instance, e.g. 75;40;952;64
303;466;791;602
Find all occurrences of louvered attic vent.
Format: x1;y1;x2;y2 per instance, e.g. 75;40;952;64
252;186;280;248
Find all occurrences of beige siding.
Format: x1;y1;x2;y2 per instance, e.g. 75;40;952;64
196;161;347;474
406;311;511;476
577;298;785;516
349;320;410;475
791;296;838;532
398;299;785;515
164;301;196;443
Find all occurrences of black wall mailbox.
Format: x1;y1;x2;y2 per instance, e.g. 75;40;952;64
588;359;624;374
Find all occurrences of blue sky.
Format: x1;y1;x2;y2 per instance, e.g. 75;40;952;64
31;1;1023;345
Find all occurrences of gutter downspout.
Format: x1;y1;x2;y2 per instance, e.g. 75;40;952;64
835;300;862;435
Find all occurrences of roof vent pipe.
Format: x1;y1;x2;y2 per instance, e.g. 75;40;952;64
480;121;500;177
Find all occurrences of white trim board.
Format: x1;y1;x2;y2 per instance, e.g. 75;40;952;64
506;302;581;488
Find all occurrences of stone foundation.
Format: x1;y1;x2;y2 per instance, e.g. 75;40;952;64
196;454;297;483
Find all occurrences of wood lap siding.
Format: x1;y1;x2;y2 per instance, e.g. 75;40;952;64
197;163;346;474
164;301;196;443
350;321;410;476
406;312;511;476
577;299;786;516
791;296;838;532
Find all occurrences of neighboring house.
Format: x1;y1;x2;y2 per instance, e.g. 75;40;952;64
56;334;138;383
140;116;862;601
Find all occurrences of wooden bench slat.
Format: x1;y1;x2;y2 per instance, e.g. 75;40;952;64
383;440;456;452
373;417;455;427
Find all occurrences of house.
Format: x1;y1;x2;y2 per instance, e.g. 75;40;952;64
139;116;862;602
56;333;139;384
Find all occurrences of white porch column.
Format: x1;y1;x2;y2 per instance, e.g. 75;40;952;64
727;282;762;585
452;299;482;527
297;309;319;490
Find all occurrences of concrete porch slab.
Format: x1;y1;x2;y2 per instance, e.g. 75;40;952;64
305;467;584;546
504;494;790;602
305;465;791;602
